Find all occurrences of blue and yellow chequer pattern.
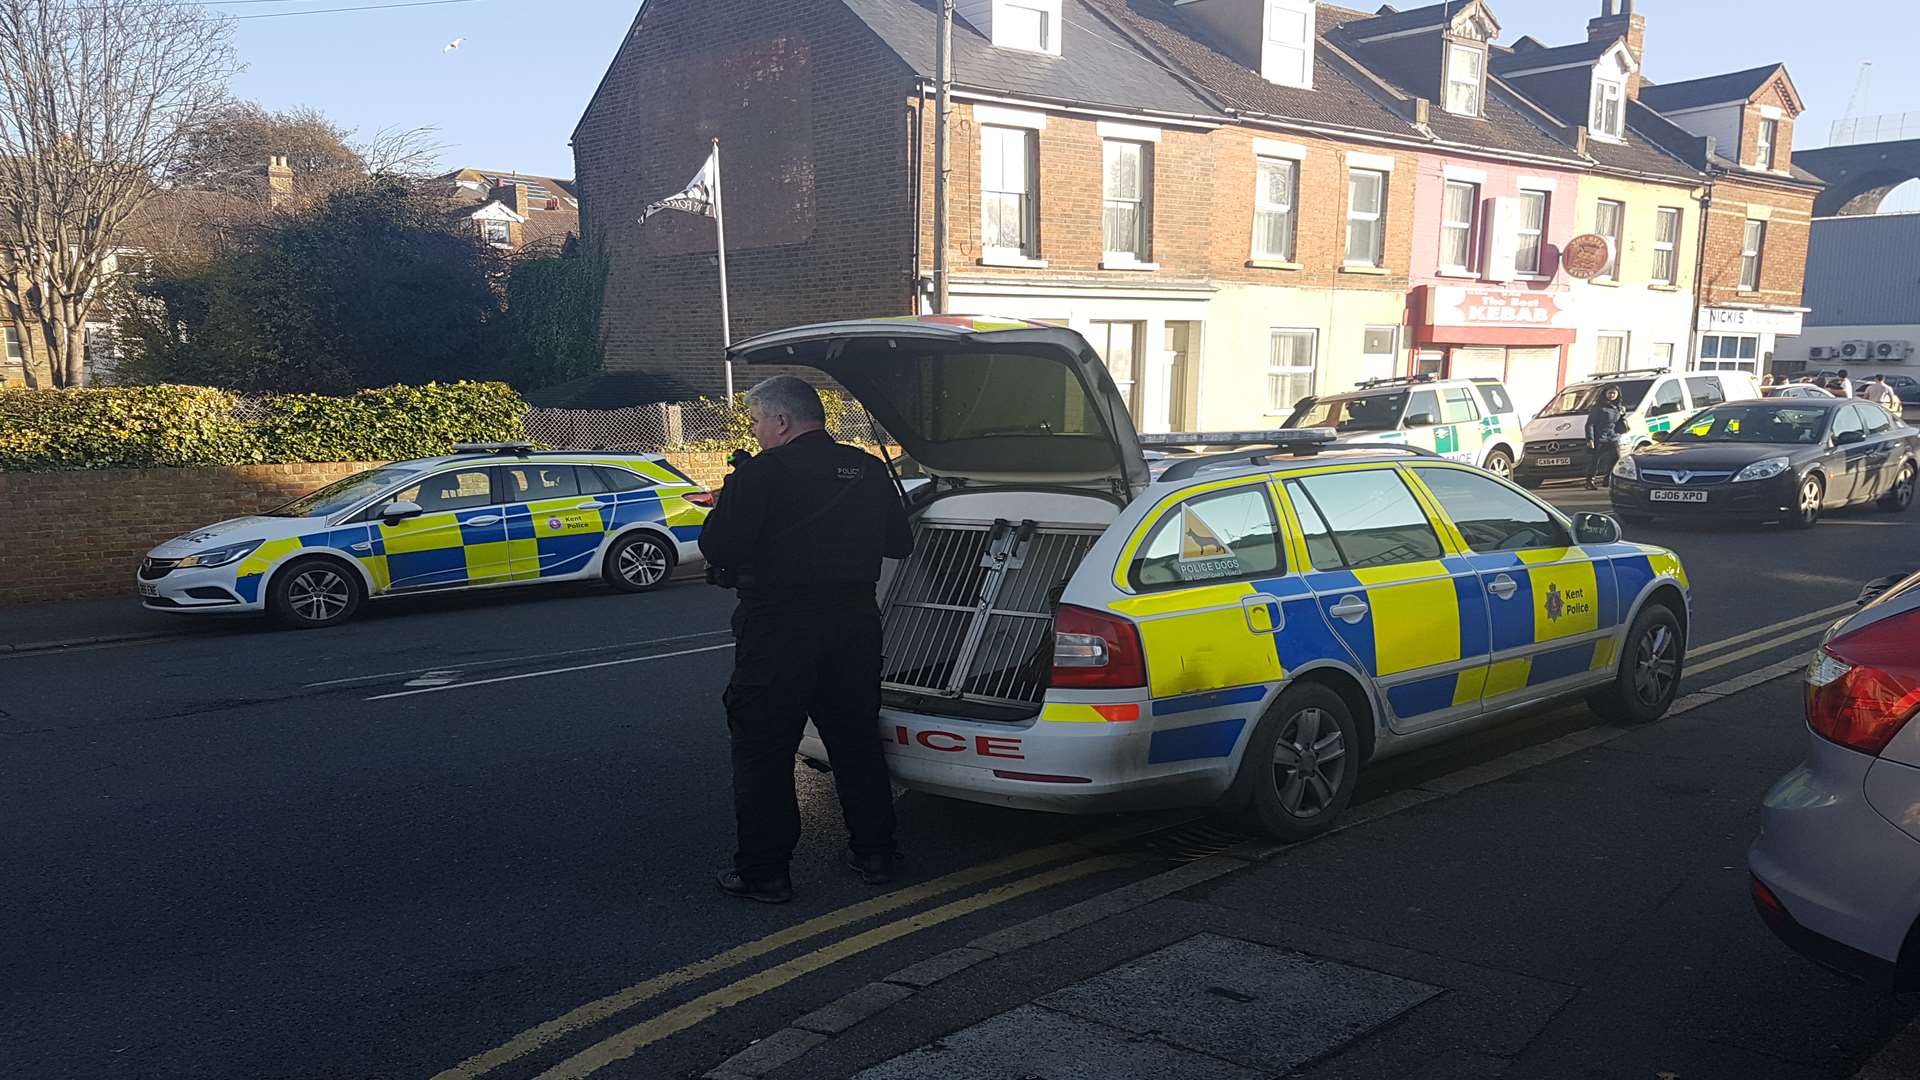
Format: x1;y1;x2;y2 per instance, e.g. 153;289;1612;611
229;485;706;602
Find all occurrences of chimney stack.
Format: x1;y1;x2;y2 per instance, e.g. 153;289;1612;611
1588;0;1646;96
491;180;530;217
265;155;294;208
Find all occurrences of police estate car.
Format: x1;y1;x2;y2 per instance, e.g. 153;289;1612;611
731;317;1691;839
1282;375;1524;479
138;446;710;628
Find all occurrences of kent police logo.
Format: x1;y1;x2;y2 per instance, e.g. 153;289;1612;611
1545;582;1565;622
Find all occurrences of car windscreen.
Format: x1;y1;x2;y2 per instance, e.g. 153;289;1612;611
1286;391;1408;433
1538;380;1653;417
267;466;424;517
1669;404;1827;445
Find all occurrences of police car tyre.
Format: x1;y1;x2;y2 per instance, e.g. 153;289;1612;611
1789;475;1824;530
1482;448;1514;478
1876;462;1916;512
1587;602;1684;725
1240;682;1360;841
604;531;673;593
267;557;363;629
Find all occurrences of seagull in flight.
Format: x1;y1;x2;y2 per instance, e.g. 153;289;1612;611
443;36;465;53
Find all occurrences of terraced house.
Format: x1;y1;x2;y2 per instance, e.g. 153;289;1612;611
574;0;1816;425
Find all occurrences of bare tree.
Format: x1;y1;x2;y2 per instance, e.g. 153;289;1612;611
0;0;238;388
170;103;444;204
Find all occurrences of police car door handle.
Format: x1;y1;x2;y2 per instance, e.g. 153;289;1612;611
464;514;503;526
571;501;609;510
1487;574;1519;601
1242;594;1284;635
1329;595;1369;624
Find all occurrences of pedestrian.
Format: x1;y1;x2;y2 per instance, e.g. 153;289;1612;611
1761;374;1777;389
1835;369;1855;398
698;375;913;904
1863;373;1901;411
1586;384;1626;490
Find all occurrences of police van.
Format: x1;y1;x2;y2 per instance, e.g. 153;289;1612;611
730;318;1692;839
1516;368;1762;487
1281;375;1524;479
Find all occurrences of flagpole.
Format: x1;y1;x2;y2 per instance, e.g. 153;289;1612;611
711;137;736;398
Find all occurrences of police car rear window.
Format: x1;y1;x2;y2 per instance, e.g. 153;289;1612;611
1286;470;1442;570
1130;485;1283;591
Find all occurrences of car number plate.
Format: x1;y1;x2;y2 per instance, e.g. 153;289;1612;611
1650;489;1709;503
138;582;160;598
1535;456;1573;467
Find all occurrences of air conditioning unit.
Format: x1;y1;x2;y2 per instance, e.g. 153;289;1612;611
1808;346;1835;361
1874;340;1914;362
1839;340;1872;361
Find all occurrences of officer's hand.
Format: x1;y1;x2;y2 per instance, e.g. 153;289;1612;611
727;448;753;471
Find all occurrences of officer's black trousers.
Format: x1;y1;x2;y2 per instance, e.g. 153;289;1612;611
1588;440;1619;484
725;596;897;880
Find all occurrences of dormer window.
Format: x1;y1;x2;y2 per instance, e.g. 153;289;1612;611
1589;48;1633;142
1000;3;1050;51
1755;118;1779;169
1263;0;1316;89
966;0;1061;55
1445;42;1485;116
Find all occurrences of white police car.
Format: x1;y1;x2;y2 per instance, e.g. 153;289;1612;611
729;318;1692;839
137;445;710;628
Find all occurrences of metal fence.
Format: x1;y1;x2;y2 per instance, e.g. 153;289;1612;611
1828;111;1920;147
522;397;881;453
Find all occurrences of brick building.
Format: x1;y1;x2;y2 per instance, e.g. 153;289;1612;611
574;0;1819;421
435;168;581;254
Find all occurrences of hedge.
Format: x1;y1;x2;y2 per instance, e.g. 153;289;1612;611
0;382;527;471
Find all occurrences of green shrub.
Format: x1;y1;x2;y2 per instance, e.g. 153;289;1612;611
0;382;525;471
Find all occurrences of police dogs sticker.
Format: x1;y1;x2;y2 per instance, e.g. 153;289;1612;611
1176;506;1241;581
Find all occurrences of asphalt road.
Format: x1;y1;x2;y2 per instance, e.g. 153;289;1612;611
3;484;1916;1080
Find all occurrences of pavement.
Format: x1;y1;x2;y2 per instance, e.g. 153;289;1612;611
0;594;208;652
2;483;1918;1079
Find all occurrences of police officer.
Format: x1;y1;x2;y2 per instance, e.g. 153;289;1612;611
1585;384;1625;490
698;376;913;903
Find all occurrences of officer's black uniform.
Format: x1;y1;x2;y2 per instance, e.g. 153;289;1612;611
1586;397;1626;486
698;429;914;885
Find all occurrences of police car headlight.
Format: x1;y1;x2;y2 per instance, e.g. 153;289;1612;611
1733;457;1791;483
175;539;263;569
1612;455;1638;480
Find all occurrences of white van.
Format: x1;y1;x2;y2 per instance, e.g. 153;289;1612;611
1515;368;1762;487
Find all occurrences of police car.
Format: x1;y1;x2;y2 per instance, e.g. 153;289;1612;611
731;317;1691;840
1282;375;1524;478
137;445;710;628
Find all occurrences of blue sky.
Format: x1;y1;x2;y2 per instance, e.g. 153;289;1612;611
229;0;1920;205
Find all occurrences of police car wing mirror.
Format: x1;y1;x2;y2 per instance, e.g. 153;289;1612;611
380;500;425;522
1571;512;1623;545
1406;411;1439;428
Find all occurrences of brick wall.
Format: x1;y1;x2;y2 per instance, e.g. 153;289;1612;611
1206;128;1416;290
0;462;377;605
575;0;917;398
1700;175;1815;308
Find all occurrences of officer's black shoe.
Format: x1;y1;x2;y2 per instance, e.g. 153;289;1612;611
717;869;793;904
846;851;899;886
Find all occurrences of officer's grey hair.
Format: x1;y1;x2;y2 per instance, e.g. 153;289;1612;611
746;376;826;426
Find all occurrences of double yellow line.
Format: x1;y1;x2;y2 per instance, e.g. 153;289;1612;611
430;601;1860;1080
430;833;1146;1080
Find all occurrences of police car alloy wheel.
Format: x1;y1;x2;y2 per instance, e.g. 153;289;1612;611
1241;683;1360;841
1588;603;1684;725
268;558;363;629
605;532;672;593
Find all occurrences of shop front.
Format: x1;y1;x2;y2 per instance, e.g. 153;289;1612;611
1411;285;1578;422
1694;305;1807;376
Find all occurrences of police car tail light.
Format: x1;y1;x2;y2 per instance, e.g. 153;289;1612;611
685;492;716;507
1806;612;1920;757
1050;605;1146;690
